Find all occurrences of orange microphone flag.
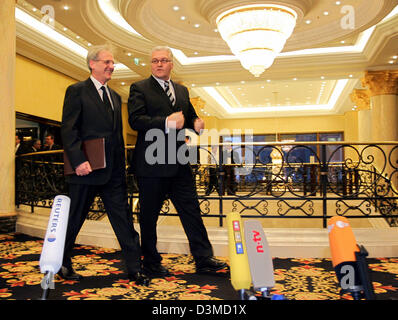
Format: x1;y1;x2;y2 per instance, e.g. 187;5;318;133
328;216;359;268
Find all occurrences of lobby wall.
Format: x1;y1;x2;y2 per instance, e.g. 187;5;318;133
15;54;77;121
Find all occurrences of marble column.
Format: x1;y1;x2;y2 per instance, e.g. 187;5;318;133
362;70;398;141
0;0;16;219
361;70;398;190
350;89;371;143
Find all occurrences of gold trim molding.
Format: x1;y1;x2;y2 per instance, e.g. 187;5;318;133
361;70;398;96
350;89;371;110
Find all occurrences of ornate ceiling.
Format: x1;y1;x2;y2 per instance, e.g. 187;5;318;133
16;0;398;118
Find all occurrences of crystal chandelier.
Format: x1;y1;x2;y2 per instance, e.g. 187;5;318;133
216;4;298;77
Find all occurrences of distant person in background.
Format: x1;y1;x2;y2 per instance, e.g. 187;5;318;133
43;134;61;151
31;139;42;152
15;135;23;155
222;145;240;195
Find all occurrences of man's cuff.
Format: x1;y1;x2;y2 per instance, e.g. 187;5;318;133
165;117;169;134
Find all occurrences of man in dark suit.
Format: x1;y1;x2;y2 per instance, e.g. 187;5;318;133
128;46;227;277
61;45;149;285
222;146;241;195
31;139;42;152
43;134;61;151
15;134;23;155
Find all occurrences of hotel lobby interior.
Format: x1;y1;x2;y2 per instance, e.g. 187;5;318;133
1;0;398;301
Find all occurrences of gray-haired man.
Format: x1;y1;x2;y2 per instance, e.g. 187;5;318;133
61;44;149;285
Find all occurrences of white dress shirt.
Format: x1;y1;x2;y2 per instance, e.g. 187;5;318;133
151;75;177;133
90;75;114;110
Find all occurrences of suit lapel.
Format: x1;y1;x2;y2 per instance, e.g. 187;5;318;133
150;76;174;110
85;78;114;127
109;88;119;130
85;78;103;106
170;80;181;109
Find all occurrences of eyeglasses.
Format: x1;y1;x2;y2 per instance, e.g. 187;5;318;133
151;59;172;64
94;59;115;65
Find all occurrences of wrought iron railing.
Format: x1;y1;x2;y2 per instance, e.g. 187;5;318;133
15;142;398;228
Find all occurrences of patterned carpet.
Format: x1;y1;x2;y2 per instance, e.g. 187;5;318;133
0;233;397;301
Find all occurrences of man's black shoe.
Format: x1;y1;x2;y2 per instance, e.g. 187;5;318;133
57;265;83;281
196;257;228;274
128;272;150;286
143;264;171;278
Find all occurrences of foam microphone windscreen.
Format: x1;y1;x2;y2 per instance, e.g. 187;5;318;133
328;216;360;267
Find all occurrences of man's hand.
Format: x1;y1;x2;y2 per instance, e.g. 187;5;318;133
194;117;205;134
75;161;92;176
167;111;185;129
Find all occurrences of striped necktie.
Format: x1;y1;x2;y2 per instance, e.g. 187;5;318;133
164;80;175;106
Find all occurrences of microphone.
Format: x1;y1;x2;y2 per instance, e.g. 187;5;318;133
328;216;376;300
39;195;71;300
244;220;275;299
226;212;253;300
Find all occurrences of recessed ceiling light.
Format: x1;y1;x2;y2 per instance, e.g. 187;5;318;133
63;5;70;10
140;63;146;66
121;82;126;86
127;52;132;56
336;1;341;5
216;82;220;85
87;43;92;47
393;56;398;59
76;36;80;39
180;16;186;20
191;84;196;87
194;24;200;28
293;78;298;81
214;29;219;33
349;74;353;78
63;27;68;31
323;11;329;16
241;81;245;84
341;41;345;44
305;20;312;24
389;60;395;64
194;52;199;55
321;76;325;79
172;6;180;11
32;8;37;12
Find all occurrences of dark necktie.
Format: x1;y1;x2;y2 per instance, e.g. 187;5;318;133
164;80;176;106
101;86;114;120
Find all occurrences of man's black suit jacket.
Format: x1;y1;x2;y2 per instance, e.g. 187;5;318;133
128;76;198;177
61;78;125;185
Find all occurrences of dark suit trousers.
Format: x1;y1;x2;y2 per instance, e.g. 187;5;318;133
137;165;213;265
63;153;142;275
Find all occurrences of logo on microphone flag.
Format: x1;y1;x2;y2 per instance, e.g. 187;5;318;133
47;234;56;242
